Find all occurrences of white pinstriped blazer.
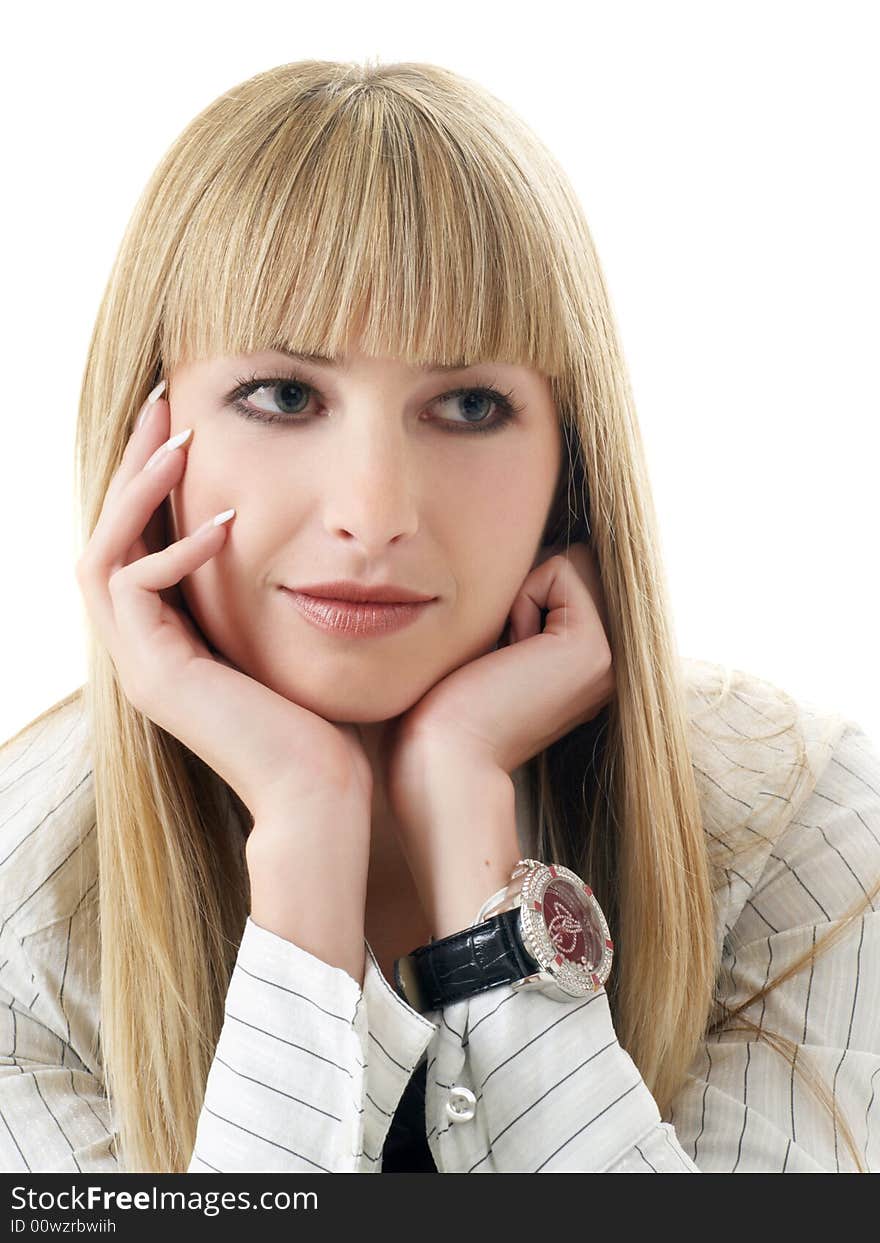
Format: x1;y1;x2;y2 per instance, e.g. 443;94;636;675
0;656;878;1173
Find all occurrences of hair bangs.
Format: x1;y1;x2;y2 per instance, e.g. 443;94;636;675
156;79;570;382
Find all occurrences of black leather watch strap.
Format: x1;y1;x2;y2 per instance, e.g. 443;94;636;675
393;907;541;1013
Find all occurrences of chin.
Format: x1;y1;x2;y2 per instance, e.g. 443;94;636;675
262;670;422;725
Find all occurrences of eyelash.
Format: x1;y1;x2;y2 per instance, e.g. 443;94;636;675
225;372;525;435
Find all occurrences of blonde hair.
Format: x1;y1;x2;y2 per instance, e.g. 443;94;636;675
56;58;877;1171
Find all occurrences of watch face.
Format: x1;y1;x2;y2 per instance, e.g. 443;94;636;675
543;879;603;969
519;862;613;996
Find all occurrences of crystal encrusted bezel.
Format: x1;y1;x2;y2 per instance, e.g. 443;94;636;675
517;860;613;997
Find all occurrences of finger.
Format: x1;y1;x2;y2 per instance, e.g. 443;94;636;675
563;542;611;635
109;509;235;647
102;392;172;509
529;543;564;573
508;597;542;645
509;547;598;644
486;562;613;770
77;527;151;654
89;425;192;577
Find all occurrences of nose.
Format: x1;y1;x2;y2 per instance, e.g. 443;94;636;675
322;415;419;552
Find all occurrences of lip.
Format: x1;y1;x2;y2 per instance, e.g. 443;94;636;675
280;588;436;637
292;580;437;603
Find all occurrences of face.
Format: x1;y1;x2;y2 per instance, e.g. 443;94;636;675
163;345;563;724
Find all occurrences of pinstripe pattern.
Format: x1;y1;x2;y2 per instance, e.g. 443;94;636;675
0;657;877;1172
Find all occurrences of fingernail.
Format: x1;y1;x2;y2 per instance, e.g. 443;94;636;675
137;379;167;430
193;508;236;536
144;426;192;470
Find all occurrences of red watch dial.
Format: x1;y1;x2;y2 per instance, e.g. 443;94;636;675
541;878;604;971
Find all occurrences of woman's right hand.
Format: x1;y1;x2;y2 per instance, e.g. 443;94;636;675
74;388;373;828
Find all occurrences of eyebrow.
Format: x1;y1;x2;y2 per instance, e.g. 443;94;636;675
264;346;477;374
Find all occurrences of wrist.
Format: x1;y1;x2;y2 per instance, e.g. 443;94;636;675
431;856;520;940
418;764;520;939
250;764;371;829
395;859;614;1014
246;800;369;984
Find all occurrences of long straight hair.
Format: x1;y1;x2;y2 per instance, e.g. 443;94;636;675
60;59;877;1171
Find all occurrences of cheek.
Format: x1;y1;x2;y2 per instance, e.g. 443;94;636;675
454;449;554;559
167;444;224;540
444;458;551;620
170;439;278;533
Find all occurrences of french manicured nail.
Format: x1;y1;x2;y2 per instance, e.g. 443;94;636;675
144;426;193;470
137;379;167;430
193;508;236;536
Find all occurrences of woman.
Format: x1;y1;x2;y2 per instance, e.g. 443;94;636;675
0;59;877;1175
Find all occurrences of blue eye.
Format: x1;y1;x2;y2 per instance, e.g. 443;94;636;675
240;378;313;418
225;373;524;435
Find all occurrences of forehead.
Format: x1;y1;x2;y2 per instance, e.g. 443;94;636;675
259;347;482;375
174;345;551;387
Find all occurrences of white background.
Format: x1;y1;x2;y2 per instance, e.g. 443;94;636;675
2;0;877;745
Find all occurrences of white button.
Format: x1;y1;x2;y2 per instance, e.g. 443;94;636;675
445;1084;477;1123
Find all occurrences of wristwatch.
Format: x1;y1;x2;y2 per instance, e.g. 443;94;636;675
392;858;613;1014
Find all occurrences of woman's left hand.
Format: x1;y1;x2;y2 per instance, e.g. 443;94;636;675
382;541;615;937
